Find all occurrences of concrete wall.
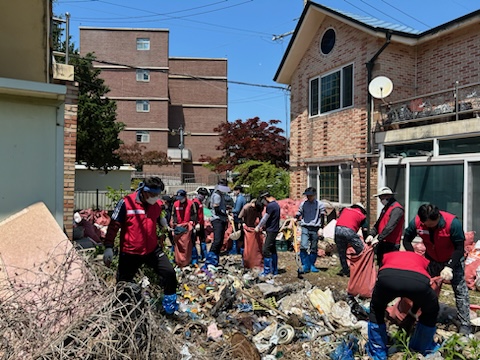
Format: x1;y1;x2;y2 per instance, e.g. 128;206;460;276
0;78;66;225
75;166;134;191
0;1;50;83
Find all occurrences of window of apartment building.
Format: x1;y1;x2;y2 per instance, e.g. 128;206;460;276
136;100;150;112
309;64;353;116
308;163;351;203
136;69;150;82
136;131;150;143
136;38;150;50
467;162;480;237
385;165;406;209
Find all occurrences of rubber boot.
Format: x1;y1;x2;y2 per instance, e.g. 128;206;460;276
309;252;320;273
366;322;388;360
409;323;438;355
229;240;238;255
191;245;199;265
299;250;310;273
200;242;207;261
162;293;179;315
202;251;219;270
260;258;272;276
271;254;278;275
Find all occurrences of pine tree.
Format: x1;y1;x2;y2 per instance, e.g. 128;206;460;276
71;53;125;172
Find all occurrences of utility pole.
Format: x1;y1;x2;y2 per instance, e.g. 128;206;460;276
178;125;184;183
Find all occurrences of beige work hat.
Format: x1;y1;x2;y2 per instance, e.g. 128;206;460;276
373;186;395;197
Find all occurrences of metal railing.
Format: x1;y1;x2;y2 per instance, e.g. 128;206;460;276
377;81;480;131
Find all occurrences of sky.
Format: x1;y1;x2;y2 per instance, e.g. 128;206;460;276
54;0;479;137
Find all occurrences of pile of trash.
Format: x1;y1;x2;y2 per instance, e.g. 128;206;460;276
146;254;371;360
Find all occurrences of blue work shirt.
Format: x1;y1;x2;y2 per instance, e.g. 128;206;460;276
296;199;325;228
233;193;246;223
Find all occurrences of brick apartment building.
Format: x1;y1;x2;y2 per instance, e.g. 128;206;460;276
275;1;480;234
79;27;227;185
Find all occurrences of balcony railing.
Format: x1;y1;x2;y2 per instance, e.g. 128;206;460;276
376;81;480;131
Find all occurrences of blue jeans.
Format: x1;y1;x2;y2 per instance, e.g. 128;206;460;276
300;226;319;253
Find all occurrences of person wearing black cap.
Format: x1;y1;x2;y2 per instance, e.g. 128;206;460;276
173;189;197;264
192;187;209;261
103;177;179;315
203;179;231;268
295;187;326;273
255;190;281;276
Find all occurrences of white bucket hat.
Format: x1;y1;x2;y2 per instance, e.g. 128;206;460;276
354;202;365;211
373;186;395;197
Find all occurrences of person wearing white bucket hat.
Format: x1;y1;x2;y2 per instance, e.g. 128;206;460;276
368;186;405;266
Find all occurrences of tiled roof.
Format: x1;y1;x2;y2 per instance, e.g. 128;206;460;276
331;7;422;35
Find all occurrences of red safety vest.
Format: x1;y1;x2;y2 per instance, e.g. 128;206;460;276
380;251;430;279
415;211;455;263
122;192;161;255
174;199;193;224
378;201;404;245
192;197;204;225
336;207;366;233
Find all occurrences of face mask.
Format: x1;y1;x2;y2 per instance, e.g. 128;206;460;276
180;198;186;203
197;194;205;202
381;199;388;206
146;195;160;205
262;199;268;206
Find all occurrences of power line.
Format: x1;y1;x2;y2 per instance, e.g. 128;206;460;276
358;0;413;28
379;0;431;28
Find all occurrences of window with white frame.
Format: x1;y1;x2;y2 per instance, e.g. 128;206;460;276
136;131;150;143
136;69;150;82
308;163;351;203
136;38;150;50
309;64;353;116
136;100;150;112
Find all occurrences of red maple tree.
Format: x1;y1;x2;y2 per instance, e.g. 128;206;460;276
117;143;168;171
200;117;288;173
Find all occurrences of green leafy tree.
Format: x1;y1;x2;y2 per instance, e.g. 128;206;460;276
200;117;288;173
71;53;125;172
233;160;289;199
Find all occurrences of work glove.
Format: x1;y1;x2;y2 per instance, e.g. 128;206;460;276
440;266;453;281
365;235;374;244
103;247;114;267
254;226;260;233
195;223;201;231
317;228;323;237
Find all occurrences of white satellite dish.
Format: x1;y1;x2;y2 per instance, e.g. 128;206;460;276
368;76;394;99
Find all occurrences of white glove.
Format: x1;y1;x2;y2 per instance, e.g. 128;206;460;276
103;248;113;267
317;228;323;237
371;235;379;246
195;223;201;231
255;226;260;233
365;235;374;244
440;266;453;281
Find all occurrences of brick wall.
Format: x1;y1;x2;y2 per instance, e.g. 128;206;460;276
59;81;79;240
287;15;480;219
80;28;227;184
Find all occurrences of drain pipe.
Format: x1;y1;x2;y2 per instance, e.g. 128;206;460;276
365;31;392;223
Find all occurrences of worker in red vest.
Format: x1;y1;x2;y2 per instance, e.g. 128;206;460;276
172;189;197;262
403;203;471;335
192;187;209;262
103;177;179;315
334;203;368;277
367;186;405;266
367;249;440;359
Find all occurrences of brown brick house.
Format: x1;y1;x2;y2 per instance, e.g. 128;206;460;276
275;1;480;234
80;27;227;184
